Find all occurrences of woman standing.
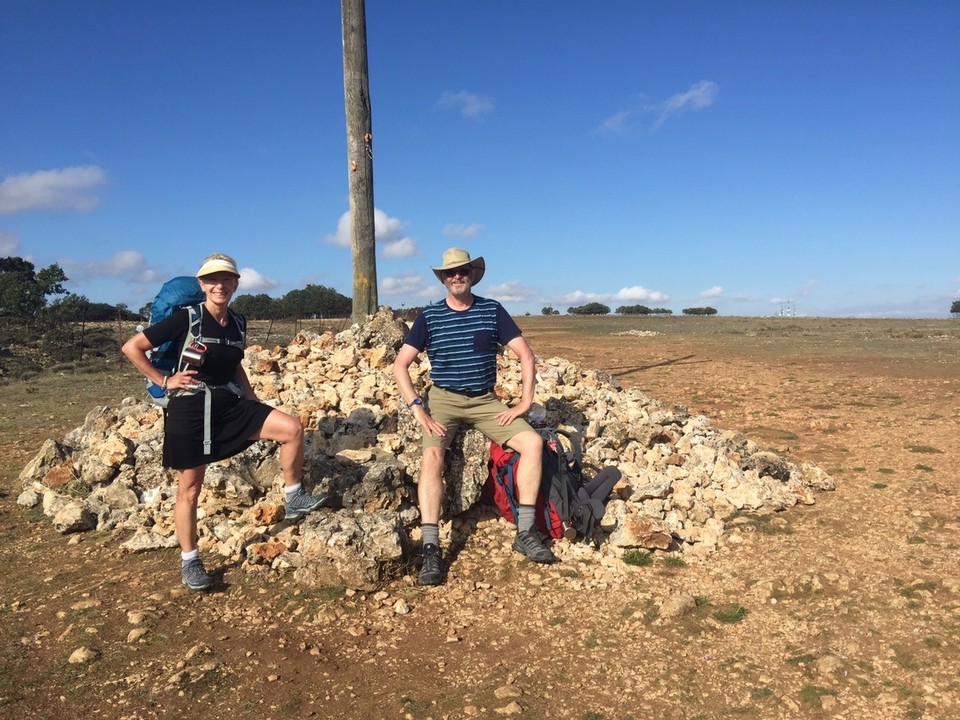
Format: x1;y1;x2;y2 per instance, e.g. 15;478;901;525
122;253;328;591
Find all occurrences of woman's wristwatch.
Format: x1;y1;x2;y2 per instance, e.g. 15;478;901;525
409;397;423;408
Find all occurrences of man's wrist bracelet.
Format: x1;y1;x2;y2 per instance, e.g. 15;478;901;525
161;375;169;391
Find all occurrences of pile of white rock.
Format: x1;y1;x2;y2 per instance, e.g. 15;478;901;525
18;308;834;590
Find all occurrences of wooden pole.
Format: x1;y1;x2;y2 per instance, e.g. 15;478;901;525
341;0;378;324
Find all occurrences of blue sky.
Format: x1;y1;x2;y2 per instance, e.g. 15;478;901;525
2;1;958;318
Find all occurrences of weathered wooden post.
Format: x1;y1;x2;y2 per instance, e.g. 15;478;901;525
341;0;378;323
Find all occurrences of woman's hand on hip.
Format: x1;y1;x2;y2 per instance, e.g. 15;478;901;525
169;369;200;391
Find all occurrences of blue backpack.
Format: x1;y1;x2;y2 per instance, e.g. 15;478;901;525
144;276;207;406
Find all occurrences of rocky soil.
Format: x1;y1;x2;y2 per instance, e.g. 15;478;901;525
1;316;958;720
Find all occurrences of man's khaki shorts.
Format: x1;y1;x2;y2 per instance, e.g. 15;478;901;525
422;386;533;450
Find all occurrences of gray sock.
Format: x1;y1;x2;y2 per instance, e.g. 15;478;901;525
517;505;536;533
421;523;440;548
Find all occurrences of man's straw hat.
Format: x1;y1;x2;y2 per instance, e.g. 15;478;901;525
431;247;485;285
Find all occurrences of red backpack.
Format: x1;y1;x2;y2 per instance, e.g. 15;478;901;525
485;429;620;544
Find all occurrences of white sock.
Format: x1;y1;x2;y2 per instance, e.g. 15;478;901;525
181;549;199;564
284;482;302;499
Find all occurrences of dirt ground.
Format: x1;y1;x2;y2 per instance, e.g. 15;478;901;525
1;316;958;720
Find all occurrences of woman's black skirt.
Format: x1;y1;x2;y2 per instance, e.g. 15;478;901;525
162;387;274;470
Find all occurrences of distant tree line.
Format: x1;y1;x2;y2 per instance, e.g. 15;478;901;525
227;284;351;320
567;302;611;315
952;300;960;317
48;294;137;322
549;303;675;316
616;305;673;315
682;307;718;316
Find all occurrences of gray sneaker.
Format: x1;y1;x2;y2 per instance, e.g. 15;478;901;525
181;557;213;591
512;529;557;564
284;487;328;520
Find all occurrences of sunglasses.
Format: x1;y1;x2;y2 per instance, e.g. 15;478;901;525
443;265;473;279
200;274;238;286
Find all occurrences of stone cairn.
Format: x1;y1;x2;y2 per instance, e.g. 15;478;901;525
18;307;834;590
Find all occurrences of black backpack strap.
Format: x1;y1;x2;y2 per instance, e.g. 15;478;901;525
554;428;583;468
174;305;204;373
539;432;580;538
191;304;245;349
229;308;246;345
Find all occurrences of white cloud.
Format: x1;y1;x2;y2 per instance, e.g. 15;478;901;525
88;251;157;282
238;267;278;292
441;223;485;238
383;237;416;259
596;110;631;135
437;90;495;119
325;208;418;258
560;290;609;305
380;273;427;296
327;212;351;247
653;80;719;129
487;281;535;304
699;286;724;299
769;297;789;304
0;165;107;213
560;285;668;306
613;286;668;302
380;272;450;303
61;250;162;284
599;80;717;135
0;230;19;255
371;209;407;249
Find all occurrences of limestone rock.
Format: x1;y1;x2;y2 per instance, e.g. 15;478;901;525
90;481;140;511
95;432;134;468
42;461;76;489
52;503;97;533
295;510;406;591
607;504;675;549
658;594;699;621
16;488;40;508
68;646;99;664
19;438;70;483
120;529;179;552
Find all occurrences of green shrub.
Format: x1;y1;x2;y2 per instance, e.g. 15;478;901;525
623;549;652;566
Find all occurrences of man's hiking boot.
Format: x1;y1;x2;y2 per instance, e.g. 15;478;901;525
418;543;443;586
181;557;214;591
284;487;333;521
512;529;557;564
